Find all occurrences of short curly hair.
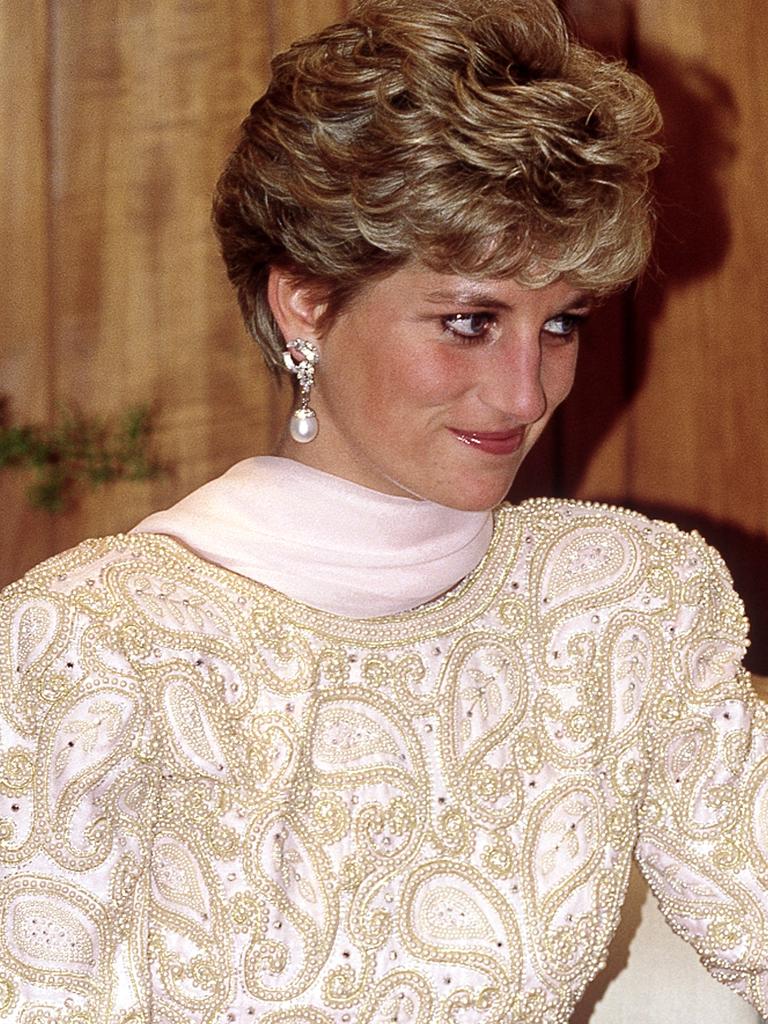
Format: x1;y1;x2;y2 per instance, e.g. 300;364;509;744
212;0;662;370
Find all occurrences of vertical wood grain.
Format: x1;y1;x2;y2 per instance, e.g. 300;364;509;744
0;0;364;587
270;0;350;52
47;0;281;555
630;1;768;532
0;0;55;578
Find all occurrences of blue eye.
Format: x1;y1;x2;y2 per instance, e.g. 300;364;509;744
443;313;494;340
542;313;585;339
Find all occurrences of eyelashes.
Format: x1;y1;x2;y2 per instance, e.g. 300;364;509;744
442;312;495;340
541;312;589;338
441;311;589;345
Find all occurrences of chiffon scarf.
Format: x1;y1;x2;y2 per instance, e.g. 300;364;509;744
131;457;494;617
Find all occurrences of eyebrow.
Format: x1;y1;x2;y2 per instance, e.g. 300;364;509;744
423;288;594;309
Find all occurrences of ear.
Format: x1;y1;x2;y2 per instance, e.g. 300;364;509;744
267;265;330;347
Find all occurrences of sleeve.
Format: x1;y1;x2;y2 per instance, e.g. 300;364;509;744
0;557;157;1022
635;528;768;1017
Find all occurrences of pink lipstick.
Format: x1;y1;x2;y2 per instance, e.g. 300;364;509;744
449;427;525;455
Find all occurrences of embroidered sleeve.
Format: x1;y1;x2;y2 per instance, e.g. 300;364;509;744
0;556;156;1022
635;530;768;1016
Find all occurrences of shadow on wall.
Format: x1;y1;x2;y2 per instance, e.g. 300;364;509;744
563;36;737;497
515;21;738;497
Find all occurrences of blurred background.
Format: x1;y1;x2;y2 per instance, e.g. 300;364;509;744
1;1;767;1020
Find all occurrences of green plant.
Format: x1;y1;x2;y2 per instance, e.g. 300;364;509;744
0;404;163;512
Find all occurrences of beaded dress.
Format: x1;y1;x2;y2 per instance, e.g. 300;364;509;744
1;461;767;1023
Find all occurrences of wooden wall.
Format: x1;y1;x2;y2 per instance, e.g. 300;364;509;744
2;0;767;665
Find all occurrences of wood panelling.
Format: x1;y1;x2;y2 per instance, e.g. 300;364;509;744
1;1;358;581
629;1;768;533
629;3;768;679
47;0;282;554
0;1;55;579
630;6;768;536
271;0;351;51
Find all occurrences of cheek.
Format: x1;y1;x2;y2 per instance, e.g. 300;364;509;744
371;346;465;412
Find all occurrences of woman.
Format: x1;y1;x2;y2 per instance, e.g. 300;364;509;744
1;0;766;1021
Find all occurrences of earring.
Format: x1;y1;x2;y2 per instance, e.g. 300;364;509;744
283;338;320;443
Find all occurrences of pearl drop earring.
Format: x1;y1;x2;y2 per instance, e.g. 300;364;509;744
283;339;320;444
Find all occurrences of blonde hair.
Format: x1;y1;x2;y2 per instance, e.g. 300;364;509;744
213;0;662;369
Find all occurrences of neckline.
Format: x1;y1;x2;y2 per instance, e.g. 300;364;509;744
123;504;520;646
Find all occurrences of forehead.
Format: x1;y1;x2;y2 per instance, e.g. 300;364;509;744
353;264;593;310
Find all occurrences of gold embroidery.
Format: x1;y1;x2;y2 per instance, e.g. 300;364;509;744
0;501;764;1022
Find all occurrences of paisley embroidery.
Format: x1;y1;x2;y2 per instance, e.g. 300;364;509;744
163;675;230;777
10;898;94;967
14;603;58;674
37;684;141;871
313;705;400;766
0;503;761;1022
358;971;433;1024
534;524;640;613
403;859;522;966
418;884;494;942
152;837;209;920
0;875;111;984
440;634;527;828
120;570;232;637
606;618;658;738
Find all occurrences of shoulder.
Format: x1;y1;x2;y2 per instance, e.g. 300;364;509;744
500;495;693;540
1;530;227;610
0;538;128;732
0;534;214;734
498;496;732;567
1;532;249;717
3;533;145;602
1;535;155;684
494;497;747;639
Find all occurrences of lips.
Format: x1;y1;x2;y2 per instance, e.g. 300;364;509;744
448;427;526;455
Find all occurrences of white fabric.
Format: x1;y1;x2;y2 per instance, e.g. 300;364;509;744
131;460;761;1023
131;456;493;618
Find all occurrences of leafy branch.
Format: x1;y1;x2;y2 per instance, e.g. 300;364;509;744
0;404;163;512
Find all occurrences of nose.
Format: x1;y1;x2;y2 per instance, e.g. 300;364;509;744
477;333;547;424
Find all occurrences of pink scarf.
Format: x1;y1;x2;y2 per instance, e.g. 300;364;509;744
132;457;493;617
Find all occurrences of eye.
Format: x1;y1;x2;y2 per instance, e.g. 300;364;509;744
542;312;587;340
442;312;495;342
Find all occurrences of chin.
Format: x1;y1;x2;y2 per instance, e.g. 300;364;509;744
431;479;515;512
464;467;526;511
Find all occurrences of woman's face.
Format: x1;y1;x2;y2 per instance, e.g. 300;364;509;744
274;264;590;511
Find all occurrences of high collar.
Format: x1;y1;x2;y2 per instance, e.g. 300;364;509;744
131;457;494;617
